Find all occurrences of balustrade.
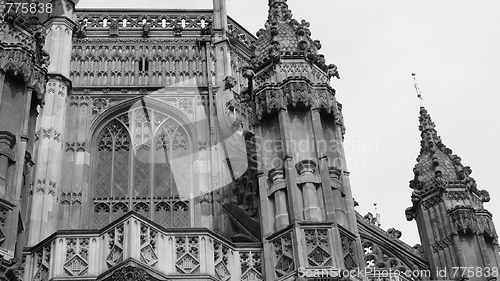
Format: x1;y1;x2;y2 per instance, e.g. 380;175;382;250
22;212;263;281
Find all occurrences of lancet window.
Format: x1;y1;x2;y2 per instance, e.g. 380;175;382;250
93;109;191;229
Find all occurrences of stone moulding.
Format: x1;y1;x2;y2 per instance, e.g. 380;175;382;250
20;212;264;281
253;77;338;120
0;46;47;101
446;206;498;242
0;131;16;163
75;10;213;30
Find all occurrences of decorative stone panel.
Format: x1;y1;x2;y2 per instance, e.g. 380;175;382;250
304;229;332;267
0;205;7;246
213;241;230;281
139;223;158;267
175;236;200;274
112;267;149;281
339;230;358;270
271;232;295;277
71;38;209;87
240;251;264;281
22;213;263;280
33;245;51;281
63;238;90;276
431;236;454;253
107;224;125;268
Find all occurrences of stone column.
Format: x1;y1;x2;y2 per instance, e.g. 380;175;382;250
296;159;322;221
69;96;90;229
0;132;15;198
310;108;336;220
28;0;76;245
193;94;212;229
329;166;347;226
331;116;366;270
0;70;6;102
28;76;70;245
268;168;288;231
0;131;16;256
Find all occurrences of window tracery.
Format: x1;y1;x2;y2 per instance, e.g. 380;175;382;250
93;109;191;228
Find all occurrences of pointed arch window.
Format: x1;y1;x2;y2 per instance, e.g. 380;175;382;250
92;109;191;229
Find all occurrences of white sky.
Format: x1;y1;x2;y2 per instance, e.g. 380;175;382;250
77;0;500;246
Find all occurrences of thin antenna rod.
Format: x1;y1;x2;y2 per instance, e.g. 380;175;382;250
412;72;424;107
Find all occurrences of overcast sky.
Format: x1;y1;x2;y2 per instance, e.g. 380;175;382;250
77;0;500;246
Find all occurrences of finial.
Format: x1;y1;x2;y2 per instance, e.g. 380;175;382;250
269;0;287;6
374;203;381;227
412;73;424;107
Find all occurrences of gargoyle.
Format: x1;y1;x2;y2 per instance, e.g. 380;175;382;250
327;64;340;79
411;189;422;204
237;86;251;103
223;76;237;91
241;66;255;80
313;40;322;50
480;190;490;203
405;207;415;221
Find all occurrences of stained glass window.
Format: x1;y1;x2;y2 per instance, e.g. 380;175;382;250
93;110;191;228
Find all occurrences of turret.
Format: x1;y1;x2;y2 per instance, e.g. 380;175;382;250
28;0;79;245
234;0;365;279
0;0;51;279
406;74;500;280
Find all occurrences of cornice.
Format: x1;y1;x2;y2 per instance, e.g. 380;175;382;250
47;73;72;89
44;16;77;29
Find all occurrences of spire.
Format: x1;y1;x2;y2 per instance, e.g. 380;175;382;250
409;78;475;193
405;76;489;223
251;0;335;75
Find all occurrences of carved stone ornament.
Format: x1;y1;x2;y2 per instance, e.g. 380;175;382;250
173;25;183;36
75;23;87;38
480;189;490;202
0;48;47;100
0;131;16;162
412;244;424;254
431;236;454;253
223;76;238;91
449;207;476;233
327;64;340;80
142;23;151;37
112;267;149;281
405;206;415;221
386;228;402;239
362;239;411;271
254;78;338;120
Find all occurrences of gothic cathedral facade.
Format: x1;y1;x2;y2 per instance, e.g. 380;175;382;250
0;0;498;281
